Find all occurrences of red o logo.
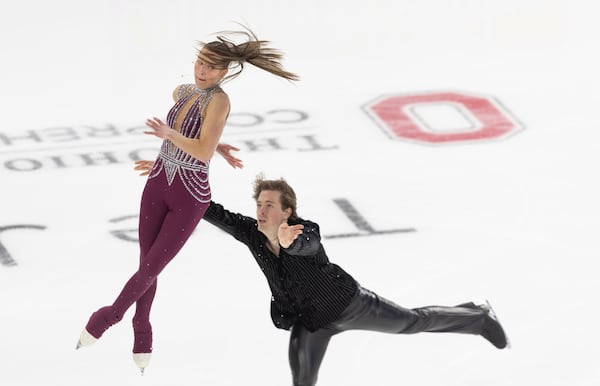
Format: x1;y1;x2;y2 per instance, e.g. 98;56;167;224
363;91;523;144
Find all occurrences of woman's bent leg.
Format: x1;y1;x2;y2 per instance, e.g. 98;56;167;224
83;178;169;340
110;201;209;322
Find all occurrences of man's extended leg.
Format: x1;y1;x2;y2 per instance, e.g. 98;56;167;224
330;286;507;348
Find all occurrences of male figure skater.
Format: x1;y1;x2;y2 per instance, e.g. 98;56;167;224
202;175;509;386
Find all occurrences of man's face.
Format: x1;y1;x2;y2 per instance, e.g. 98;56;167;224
256;190;290;235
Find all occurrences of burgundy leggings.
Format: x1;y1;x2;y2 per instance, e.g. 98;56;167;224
86;169;210;351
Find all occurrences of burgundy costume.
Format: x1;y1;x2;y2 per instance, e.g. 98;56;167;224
85;84;222;354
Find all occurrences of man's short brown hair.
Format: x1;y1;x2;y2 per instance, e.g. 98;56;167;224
253;175;298;220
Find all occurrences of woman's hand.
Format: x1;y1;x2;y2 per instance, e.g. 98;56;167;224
144;117;174;139
216;143;244;169
134;160;155;176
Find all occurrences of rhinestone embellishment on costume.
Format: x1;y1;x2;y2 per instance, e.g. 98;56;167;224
148;84;221;203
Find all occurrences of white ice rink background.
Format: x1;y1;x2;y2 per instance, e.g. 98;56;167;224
1;1;599;385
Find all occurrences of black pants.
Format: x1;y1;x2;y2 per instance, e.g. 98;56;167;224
288;286;486;386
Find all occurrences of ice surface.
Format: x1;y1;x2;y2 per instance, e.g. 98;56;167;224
1;1;599;385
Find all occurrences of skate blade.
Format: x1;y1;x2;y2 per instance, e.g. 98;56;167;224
133;353;151;375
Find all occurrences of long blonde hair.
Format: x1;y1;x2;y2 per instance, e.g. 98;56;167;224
197;25;299;83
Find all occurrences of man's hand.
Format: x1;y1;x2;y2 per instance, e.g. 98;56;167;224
216;143;244;169
134;160;155;176
277;222;304;248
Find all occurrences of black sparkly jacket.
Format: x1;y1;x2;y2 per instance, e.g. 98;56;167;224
203;201;359;332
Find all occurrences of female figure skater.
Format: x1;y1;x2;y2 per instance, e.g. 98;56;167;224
135;162;509;385
77;28;298;373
